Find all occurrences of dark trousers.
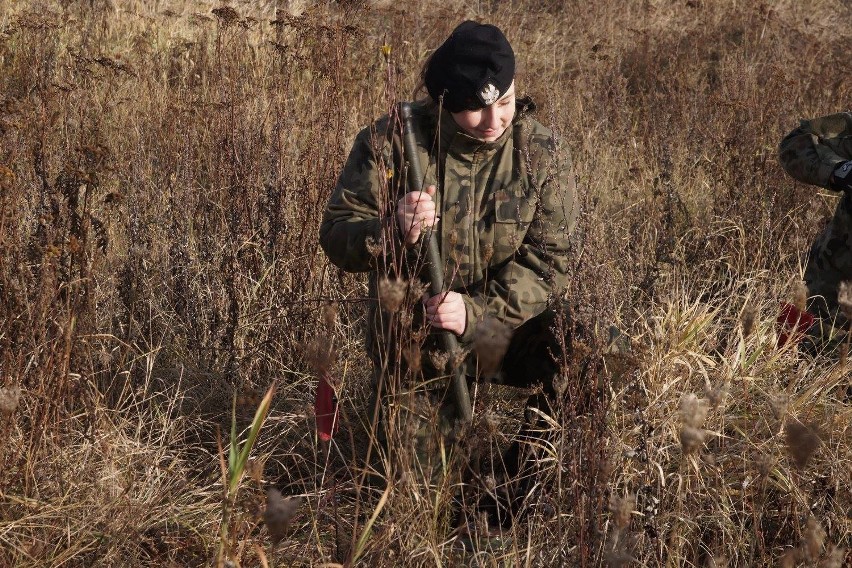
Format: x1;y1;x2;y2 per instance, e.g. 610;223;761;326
464;308;565;529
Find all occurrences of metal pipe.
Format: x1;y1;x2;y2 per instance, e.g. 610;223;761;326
398;102;473;423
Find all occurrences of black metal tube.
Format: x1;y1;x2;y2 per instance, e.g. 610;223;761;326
398;102;473;423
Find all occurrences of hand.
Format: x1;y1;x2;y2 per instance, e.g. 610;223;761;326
396;185;438;246
423;291;467;336
830;160;852;192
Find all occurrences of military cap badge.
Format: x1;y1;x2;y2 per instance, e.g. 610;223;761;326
479;81;500;106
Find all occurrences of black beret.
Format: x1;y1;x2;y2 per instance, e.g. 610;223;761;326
424;21;515;113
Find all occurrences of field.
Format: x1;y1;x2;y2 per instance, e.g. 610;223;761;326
0;0;850;566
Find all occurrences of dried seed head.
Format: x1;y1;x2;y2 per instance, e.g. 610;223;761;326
679;425;706;454
784;421;822;469
483;475;497;492
409;328;426;344
604;550;635;568
482;243;494;265
839;281;852;321
598;456;616;480
365;235;382;257
803;516;826;561
705;382;727;409
428;350;449;372
405;280;428;305
450;348;469;370
482;411;500;436
0;164;15;191
741;303;757;337
553;373;569;398
472;316;512;379
756;453;774;478
779;548;800;568
322;301;337;330
246;458;264;484
304;337;335;374
770;393;789;420
402;343;422;373
264;489;303;546
608;493;635;531
706;553;729;568
212;6;241;27
792;281;808;312
378;277;407;314
820;546;846;568
397;470;411;490
474;511;490;535
0;386;21;418
680;393;709;428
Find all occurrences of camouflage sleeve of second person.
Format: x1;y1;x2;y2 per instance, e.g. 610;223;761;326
459;130;578;343
779;112;852;189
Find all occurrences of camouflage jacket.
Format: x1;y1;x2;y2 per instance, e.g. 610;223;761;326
320;99;577;352
779;112;852;188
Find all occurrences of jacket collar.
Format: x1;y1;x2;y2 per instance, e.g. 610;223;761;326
427;96;536;156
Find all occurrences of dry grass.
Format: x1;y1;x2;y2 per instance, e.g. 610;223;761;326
0;0;850;566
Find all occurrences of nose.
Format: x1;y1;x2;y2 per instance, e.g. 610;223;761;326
483;106;501;129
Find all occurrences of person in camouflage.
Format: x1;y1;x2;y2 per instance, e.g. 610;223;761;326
319;21;577;531
779;113;852;330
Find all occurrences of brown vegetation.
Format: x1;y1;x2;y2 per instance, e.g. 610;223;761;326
0;0;850;566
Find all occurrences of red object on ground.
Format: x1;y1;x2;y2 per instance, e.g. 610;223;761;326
315;372;339;441
777;302;815;348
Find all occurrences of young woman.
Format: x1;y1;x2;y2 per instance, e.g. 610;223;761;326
319;21;577;530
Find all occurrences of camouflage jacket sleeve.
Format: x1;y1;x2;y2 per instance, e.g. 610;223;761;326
319;121;395;273
459;136;578;343
779;112;852;188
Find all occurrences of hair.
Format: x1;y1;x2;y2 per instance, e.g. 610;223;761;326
413;50;436;104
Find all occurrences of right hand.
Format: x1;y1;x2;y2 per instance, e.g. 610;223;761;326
830;161;852;192
396;185;438;246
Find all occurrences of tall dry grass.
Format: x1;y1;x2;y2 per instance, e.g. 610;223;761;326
0;0;850;566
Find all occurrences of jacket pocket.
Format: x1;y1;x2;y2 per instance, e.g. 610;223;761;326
490;192;537;265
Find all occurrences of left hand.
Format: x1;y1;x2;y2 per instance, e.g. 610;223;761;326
423;291;467;336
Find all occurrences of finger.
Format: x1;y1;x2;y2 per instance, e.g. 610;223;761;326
427;292;447;305
402;192;425;206
410;201;435;216
413;185;436;198
409;188;435;201
423;298;441;315
424;300;439;316
434;303;462;318
430;312;463;327
423;209;437;221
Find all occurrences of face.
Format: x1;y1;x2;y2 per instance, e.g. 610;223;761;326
451;81;516;142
